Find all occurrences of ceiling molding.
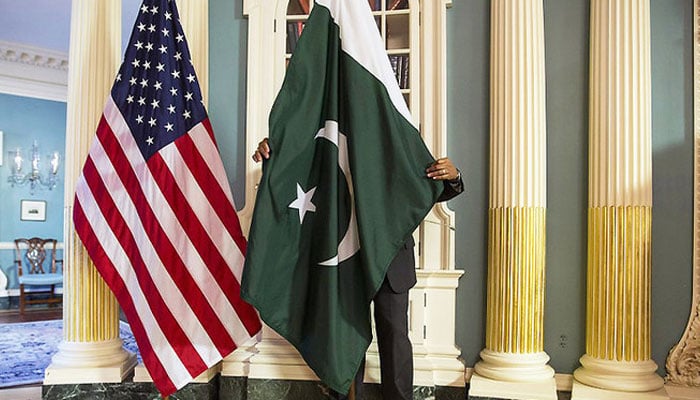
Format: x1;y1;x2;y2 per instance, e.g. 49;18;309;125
0;40;68;102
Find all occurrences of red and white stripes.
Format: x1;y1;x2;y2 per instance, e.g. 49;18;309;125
73;96;261;394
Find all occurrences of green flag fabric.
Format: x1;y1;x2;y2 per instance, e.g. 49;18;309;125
240;0;443;394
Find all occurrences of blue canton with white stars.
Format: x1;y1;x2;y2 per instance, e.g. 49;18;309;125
111;0;207;160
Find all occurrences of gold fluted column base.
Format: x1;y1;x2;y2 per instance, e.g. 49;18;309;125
474;349;554;382
485;207;546;354
573;355;663;393
470;351;556;400
478;207;553;381
574;206;664;394
469;208;556;400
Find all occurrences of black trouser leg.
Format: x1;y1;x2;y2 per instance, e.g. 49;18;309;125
373;278;413;400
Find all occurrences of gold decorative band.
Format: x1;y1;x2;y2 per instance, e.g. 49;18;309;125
65;229;119;343
486;207;546;353
587;206;651;361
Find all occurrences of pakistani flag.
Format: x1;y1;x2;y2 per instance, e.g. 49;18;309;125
241;0;443;394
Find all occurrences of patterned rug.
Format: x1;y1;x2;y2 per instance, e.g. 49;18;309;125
0;319;140;388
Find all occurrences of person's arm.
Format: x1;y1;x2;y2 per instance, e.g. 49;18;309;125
439;176;463;202
425;157;464;202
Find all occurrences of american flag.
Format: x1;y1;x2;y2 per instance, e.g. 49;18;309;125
72;0;262;396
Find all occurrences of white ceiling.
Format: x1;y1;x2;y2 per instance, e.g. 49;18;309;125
0;0;144;54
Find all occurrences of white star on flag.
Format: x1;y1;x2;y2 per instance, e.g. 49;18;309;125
288;183;317;223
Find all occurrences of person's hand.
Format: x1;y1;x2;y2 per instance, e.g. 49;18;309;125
426;157;460;181
252;138;271;163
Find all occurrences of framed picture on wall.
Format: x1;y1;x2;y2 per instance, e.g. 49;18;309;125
20;200;47;222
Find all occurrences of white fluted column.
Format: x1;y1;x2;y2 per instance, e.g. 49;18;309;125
469;1;555;399
571;1;667;399
177;0;208;105
44;0;136;385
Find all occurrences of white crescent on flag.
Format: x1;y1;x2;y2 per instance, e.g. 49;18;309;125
314;120;360;266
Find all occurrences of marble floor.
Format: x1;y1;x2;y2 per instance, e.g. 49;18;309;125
0;385;42;400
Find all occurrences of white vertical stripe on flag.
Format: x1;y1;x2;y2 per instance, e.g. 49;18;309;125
102;96;253;343
315;0;414;128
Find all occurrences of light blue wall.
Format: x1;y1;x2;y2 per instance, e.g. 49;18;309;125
649;0;693;375
542;0;590;373
446;0;490;370
209;0;248;209
0;93;66;288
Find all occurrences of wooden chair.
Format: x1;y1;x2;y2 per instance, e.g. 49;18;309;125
13;237;63;314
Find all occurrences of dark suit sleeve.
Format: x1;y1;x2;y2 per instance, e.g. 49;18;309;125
437;176;464;202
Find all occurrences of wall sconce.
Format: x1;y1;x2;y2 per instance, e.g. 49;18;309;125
7;140;60;194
